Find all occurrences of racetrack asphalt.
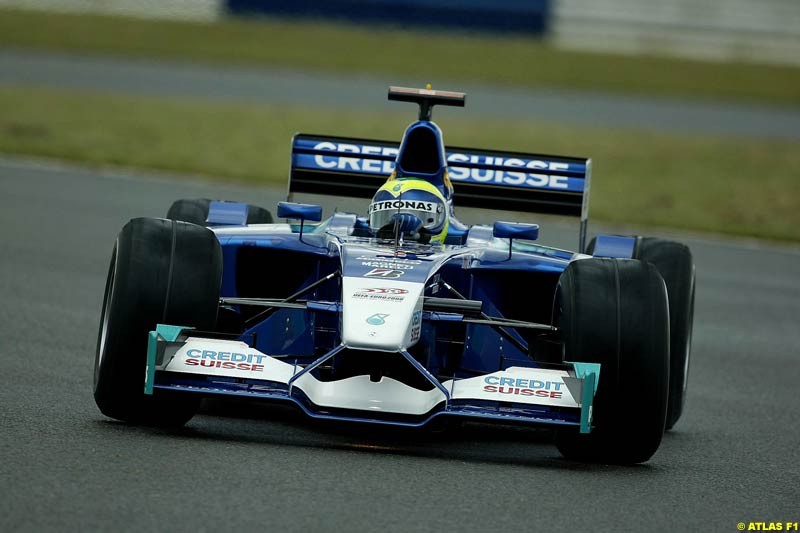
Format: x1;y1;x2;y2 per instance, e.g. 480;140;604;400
2;49;800;140
1;158;798;532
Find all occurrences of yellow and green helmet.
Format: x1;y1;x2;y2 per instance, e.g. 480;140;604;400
368;178;449;244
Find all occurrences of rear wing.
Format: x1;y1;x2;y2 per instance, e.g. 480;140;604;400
289;134;592;249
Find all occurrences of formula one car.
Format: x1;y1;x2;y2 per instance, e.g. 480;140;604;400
94;86;695;464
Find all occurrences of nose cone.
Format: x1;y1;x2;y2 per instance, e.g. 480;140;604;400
341;276;424;352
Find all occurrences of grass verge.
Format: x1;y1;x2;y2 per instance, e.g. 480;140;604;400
1;8;799;107
1;85;798;241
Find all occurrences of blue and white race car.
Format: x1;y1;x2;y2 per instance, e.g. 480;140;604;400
94;86;695;464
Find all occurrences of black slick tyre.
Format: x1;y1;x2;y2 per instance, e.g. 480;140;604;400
633;237;695;429
554;258;670;464
587;236;695;430
94;217;222;426
166;198;273;225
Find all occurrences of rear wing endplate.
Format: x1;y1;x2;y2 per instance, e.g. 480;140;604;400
289;134;592;250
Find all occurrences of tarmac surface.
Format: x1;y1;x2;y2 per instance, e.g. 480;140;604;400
1;158;798;532
2;49;800;139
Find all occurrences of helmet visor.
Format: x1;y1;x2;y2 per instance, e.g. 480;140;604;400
368;198;445;232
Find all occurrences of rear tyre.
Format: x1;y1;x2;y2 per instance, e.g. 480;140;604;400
634;238;694;429
554;258;670;464
94;217;222;426
166;198;273;225
587;235;695;430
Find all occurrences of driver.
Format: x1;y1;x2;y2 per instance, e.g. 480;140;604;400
368;178;449;244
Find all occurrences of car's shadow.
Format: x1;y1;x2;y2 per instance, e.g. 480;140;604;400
99;398;662;473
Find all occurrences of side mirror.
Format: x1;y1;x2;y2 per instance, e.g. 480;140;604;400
493;222;539;260
492;221;539;241
278;202;323;241
277;202;323;222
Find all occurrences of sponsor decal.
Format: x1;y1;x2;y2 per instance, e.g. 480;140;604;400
364;268;404;279
368;200;439;214
308;141;581;192
357;255;422;271
312;141;398;174
356;255;422;264
358;287;409;295
353;287;409;302
482;375;564;399
361;261;412;270
446;153;571;190
184;349;266;372
410;310;422;342
430;274;441;294
366;313;389;325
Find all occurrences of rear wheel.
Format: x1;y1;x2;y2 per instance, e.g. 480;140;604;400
634;238;695;429
588;235;696;430
554;258;670;464
94;217;222;426
166;198;273;225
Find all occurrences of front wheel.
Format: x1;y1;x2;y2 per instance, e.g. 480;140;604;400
554;258;670;464
94;217;222;426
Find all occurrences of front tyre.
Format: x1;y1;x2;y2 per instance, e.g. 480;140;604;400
94;217;222;426
554;258;670;464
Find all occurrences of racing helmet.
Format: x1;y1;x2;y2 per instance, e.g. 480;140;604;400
368;178;448;244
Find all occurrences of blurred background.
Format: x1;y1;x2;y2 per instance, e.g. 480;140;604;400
0;0;798;241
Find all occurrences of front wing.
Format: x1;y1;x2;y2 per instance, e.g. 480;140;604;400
146;325;599;433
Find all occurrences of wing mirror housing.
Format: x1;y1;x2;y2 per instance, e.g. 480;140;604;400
277;202;323;222
493;221;539;260
492;221;539;241
277;202;323;241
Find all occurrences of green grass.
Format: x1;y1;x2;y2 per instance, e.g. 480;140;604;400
1;85;798;241
1;8;800;107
